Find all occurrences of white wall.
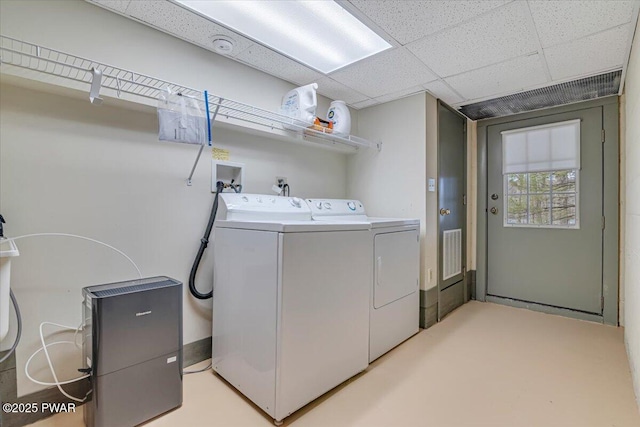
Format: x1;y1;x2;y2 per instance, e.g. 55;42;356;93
623;17;640;411
347;93;435;291
0;0;349;397
347;93;475;297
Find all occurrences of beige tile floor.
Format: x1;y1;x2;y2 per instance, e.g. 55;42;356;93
32;301;640;427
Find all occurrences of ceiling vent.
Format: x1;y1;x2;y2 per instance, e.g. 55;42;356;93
459;70;622;120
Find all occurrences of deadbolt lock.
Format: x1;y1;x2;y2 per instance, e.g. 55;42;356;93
491;194;499;200
490;207;498;215
440;208;451;216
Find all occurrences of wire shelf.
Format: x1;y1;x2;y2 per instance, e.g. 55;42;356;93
0;35;381;156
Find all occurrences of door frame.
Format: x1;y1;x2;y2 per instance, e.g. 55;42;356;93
476;96;619;325
437;100;468;321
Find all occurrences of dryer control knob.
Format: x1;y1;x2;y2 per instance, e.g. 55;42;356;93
316;202;323;209
256;197;263;203
290;197;302;207
323;202;332;209
241;196;249;202
347;202;356;211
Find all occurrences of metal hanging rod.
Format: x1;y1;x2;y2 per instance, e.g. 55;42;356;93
0;35;382;183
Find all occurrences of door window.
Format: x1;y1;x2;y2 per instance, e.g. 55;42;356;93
501;119;581;229
505;169;579;228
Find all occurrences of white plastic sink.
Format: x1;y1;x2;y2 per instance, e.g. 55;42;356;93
0;238;19;342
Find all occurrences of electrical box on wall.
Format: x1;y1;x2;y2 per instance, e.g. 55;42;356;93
212;160;244;193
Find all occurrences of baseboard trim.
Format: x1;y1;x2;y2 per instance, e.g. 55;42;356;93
624;335;640;414
486;295;603;323
183;336;212;368
419;287;438;329
469;270;476;300
420;305;438;329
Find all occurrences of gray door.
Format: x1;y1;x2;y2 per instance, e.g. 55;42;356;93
487;107;603;314
438;102;466;320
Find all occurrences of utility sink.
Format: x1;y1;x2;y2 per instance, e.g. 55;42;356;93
0;238;19;342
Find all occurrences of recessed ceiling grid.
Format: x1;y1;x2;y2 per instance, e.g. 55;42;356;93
84;0;639;113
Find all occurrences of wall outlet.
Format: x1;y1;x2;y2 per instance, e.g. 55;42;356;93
276;177;287;188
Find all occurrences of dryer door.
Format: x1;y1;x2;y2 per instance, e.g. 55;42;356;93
374;230;420;309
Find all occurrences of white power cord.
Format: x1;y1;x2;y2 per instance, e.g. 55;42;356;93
25;322;88;402
10;232;142;402
183;362;212;375
10;233;142;278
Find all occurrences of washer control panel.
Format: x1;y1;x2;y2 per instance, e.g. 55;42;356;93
306;199;366;217
220;194;311;221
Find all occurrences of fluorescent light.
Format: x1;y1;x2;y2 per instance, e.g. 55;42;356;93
175;0;392;74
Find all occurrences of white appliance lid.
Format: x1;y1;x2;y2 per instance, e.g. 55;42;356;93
215;219;371;232
367;217;420;228
307;199;419;228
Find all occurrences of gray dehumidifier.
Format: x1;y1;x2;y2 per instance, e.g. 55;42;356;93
82;276;183;427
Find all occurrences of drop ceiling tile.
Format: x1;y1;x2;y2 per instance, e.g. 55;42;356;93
445;54;547;101
544;24;629;81
310;77;369;105
88;0;131;13
422;80;465;105
374;85;424;104
234;44;324;86
329;48;437;98
348;0;509;45
408;1;539;77
125;1;253;58
529;0;637;48
351;98;380;110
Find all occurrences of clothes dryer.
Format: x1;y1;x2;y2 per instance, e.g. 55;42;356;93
307;199;420;362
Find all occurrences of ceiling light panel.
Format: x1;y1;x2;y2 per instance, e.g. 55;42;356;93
174;0;392;74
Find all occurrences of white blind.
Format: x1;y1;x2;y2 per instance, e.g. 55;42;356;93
502;119;580;174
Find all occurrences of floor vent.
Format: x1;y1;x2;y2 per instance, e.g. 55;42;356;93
443;229;462;281
459;70;622;120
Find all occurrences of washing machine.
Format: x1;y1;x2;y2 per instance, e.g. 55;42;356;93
307;199;420;362
212;194;371;424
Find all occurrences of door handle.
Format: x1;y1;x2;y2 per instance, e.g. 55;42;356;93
439;208;451;216
490;207;498;215
376;257;382;286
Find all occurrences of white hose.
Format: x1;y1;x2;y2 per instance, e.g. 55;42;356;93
10;233;142;278
25;341;87;385
24;322;88;402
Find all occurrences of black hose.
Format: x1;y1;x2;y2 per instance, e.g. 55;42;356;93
189;181;225;300
0;290;22;364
